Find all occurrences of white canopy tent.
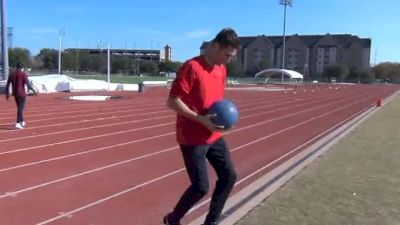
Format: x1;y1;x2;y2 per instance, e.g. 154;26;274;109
255;68;304;83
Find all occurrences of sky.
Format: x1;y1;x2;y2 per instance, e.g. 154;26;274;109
6;0;400;64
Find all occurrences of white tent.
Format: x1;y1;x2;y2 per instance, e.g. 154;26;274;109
255;68;304;80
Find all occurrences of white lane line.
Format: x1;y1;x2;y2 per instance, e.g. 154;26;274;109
237;92;339;113
228;93;370;133
0;96;282;134
0;145;180;199
0;122;175;156
2;94;282;120
235;107;368;186
0;101;165;125
2;94;292;131
1;91;364;154
1;92;368;172
0;132;175;173
187;103;373;213
0;93;336;131
35;168;186;225
0;106;169;131
0;114;173;143
32;96;372;224
0;100;167;117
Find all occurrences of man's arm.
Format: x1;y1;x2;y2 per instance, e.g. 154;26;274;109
167;95;224;131
167;95;198;121
26;79;38;95
4;76;11;100
22;73;37;95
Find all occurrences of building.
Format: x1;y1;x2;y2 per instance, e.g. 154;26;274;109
65;44;173;62
164;45;172;62
201;34;371;78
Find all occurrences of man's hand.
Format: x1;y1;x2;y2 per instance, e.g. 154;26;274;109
197;114;225;131
167;96;226;131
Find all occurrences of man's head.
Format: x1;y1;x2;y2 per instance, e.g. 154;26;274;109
16;62;24;70
207;28;239;65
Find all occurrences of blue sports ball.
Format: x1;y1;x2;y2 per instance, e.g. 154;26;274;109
208;99;239;130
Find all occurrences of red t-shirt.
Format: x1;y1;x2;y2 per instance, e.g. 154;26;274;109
169;55;226;145
6;70;29;97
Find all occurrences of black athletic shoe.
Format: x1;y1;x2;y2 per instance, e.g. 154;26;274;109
163;213;181;225
203;222;218;225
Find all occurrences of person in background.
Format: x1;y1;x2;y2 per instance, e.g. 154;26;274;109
163;28;239;225
5;62;37;129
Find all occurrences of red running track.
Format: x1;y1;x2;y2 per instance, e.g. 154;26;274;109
0;84;398;225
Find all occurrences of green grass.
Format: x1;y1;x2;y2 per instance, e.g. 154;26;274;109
235;92;400;225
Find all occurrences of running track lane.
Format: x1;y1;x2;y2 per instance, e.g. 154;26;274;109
0;84;398;225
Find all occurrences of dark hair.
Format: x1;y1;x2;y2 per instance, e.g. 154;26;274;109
212;28;239;49
16;62;24;69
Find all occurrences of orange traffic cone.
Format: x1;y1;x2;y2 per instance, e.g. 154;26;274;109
376;97;383;107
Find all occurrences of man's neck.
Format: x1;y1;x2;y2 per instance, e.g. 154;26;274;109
203;52;215;66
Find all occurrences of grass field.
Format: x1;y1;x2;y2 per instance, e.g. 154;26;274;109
70;74;170;84
29;73;170;84
235;92;400;225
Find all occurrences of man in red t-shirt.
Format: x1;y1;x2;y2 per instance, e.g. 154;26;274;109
163;28;239;225
5;62;37;129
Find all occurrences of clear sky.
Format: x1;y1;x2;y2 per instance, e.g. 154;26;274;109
6;0;400;64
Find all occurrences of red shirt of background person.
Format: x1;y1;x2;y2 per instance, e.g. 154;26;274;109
5;62;37;129
6;67;31;98
169;55;226;145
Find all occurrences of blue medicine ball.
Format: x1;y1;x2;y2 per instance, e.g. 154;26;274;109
208;99;239;130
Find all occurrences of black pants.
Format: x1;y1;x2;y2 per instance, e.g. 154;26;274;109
169;137;237;224
14;96;26;123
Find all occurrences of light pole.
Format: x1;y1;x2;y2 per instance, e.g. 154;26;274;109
58;29;66;75
99;41;111;90
107;44;110;90
279;0;293;83
1;0;9;80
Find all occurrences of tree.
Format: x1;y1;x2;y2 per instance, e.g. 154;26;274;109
111;57;133;74
347;66;362;82
139;60;158;75
65;49;81;72
226;60;243;77
77;53;105;73
76;51;91;72
159;61;181;73
90;55;105;73
8;48;32;68
359;71;375;83
372;62;400;83
324;64;349;82
258;58;271;70
36;48;58;71
61;51;79;72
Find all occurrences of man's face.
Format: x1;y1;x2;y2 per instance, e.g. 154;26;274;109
213;44;237;65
